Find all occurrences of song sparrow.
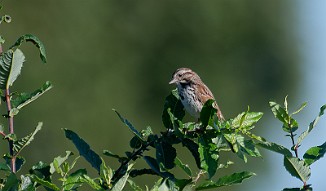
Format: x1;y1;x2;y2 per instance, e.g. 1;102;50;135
169;68;224;121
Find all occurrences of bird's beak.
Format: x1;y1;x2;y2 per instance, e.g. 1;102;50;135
169;78;177;84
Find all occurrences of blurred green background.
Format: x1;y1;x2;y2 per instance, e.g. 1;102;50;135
2;0;324;190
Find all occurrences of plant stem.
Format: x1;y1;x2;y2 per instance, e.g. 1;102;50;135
288;119;298;158
5;88;16;173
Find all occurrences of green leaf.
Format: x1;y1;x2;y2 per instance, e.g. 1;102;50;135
130;135;142;149
20;175;35;191
112;164;134;191
198;135;219;179
63;169;87;190
291;102;307;115
10;34;47;64
200;99;217;128
103;150;125;161
11;81;53;111
232;111;263;129
196;171;255;190
257;141;292;157
50;151;74;174
284;156;311;183
80;174;104;190
12;122;42;156
100;159;113;186
29;161;51;180
3;173;19;191
0;162;11;171
269;101;289;124
7;48;25;88
162;89;185;129
297;104;326;146
155;140;176;170
143;156;175;180
64;129;102;173
114;109;143;140
127;179;144;191
30;174;60;190
303;141;326;165
174;157;192;177
182;138;201;169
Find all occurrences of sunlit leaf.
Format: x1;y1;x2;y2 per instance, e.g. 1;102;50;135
112;164;134;191
30;174;60;190
232;111;263;129
297;104;326;146
291;102;307;115
7;49;25;88
303;141;326;165
63;169;87;190
284;156;310;183
257;141;292;157
50;151;74;174
196;171;255;190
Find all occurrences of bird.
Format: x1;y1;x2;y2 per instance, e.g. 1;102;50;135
169;68;224;121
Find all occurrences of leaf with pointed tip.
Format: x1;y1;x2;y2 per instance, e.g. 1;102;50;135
257;141;292;157
297;104;326;146
10;34;47;63
291;102;307;115
174;157;192;177
143;156;175;180
303;141;326;165
80;174;104;190
114;110;143;141
64;129;102;173
232;112;263;129
284;156;311;183
127;180;143;191
11;81;53;111
30;174;60;190
13;122;42;156
269;101;289;124
112;164;134;191
198;135;219;179
196;171;255;190
200;99;217;128
3;173;19;191
50;151;74;174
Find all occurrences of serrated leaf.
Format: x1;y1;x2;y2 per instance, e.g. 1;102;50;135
297;104;326;146
64;129;102;173
257;141;292;157
30;174;60;190
232;112;263;129
114;110;143;141
162;89;185;129
0;49;14;89
11;81;53;110
174;157;192;177
10;34;47;64
196;171;255;190
284;156;311;183
156;140;176;170
303;141;326;165
200;99;217;128
13;122;42;156
50;151;74;174
198;135;219;179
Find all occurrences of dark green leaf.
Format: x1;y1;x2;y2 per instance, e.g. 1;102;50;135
303;141;326;165
284;156;310;183
3;173;19;191
297;104;326;146
103;150;125;161
162;89;185;129
11;81;53;110
156;140;176;170
13;122;42;156
10;34;47;64
198;135;219;179
130;136;142;149
182;138;201;169
50;151;74;174
196;171;255;190
114;110;143;140
0;162;11;171
232;112;263;129
3;154;25;172
29;161;51;180
143;156;175;180
200;99;217;128
174;157;192;177
257;141;292;157
112;164;133;191
64;129;102;173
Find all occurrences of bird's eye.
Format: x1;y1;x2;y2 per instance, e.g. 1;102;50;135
178;74;182;77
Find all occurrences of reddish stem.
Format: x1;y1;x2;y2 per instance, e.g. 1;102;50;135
5;88;16;173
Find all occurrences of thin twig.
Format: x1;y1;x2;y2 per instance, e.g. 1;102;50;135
5;88;16;173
